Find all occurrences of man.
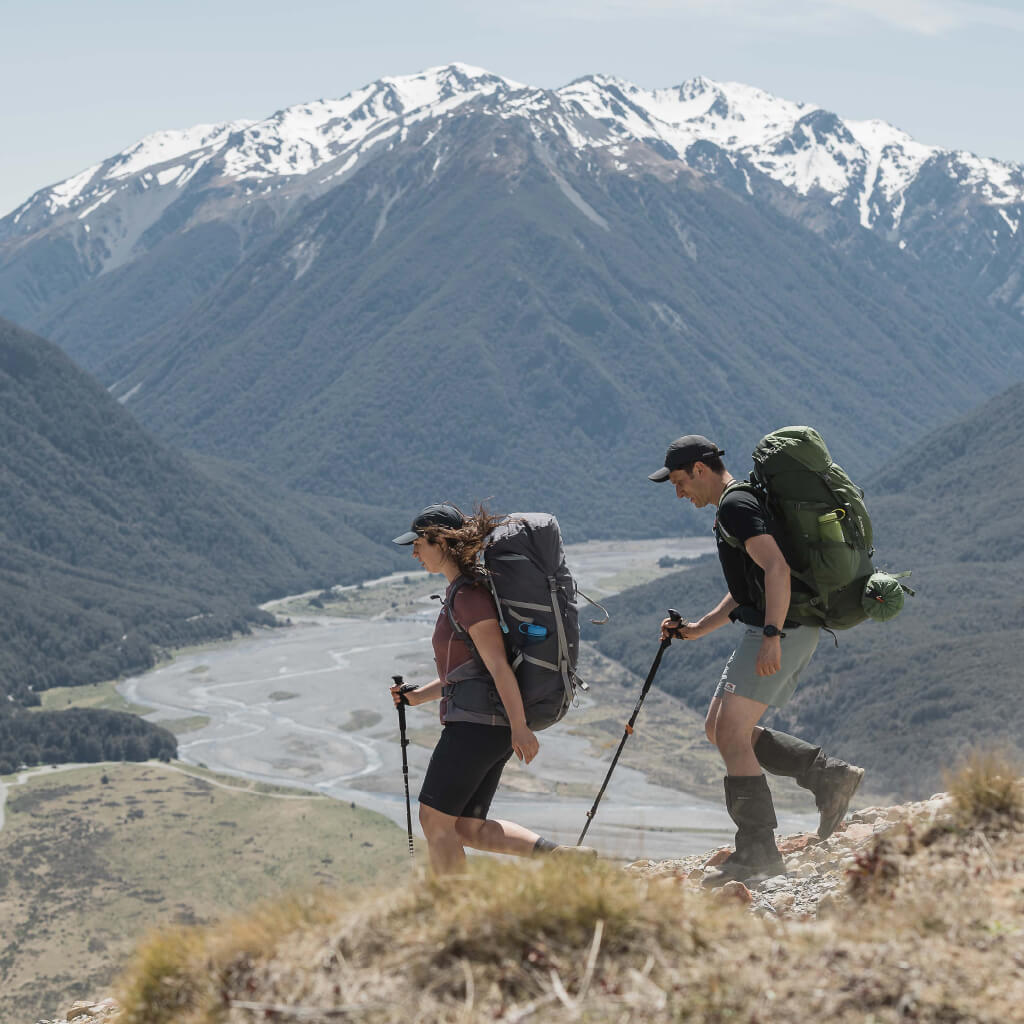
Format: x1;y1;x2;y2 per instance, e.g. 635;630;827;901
649;434;864;886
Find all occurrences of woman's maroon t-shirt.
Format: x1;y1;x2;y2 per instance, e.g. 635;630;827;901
433;580;498;722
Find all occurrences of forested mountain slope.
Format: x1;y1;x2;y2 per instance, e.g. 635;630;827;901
0;318;400;703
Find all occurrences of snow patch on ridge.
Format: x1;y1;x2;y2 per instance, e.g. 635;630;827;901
76;191;115;220
156;165;185;186
46;163;102;214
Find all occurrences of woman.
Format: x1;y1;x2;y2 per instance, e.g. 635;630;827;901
390;501;590;873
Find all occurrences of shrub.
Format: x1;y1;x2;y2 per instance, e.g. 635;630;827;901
945;746;1024;828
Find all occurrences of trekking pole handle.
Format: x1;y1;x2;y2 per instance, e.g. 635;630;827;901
665;608;685;642
392;675;418;705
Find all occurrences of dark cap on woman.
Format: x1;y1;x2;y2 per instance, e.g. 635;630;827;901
392;503;466;545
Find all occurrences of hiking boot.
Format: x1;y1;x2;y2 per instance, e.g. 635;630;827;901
552;845;599;860
702;775;785;889
754;728;864;840
810;762;864;840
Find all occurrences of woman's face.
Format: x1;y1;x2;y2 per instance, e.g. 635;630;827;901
412;535;447;574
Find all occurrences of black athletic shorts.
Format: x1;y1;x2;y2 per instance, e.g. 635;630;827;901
418;721;514;819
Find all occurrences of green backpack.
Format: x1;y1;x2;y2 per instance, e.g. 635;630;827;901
717;426;911;630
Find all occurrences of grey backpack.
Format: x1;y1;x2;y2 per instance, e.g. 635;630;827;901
441;514;584;731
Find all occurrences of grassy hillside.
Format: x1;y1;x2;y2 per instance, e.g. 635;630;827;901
108;766;1024;1024
0;762;405;1022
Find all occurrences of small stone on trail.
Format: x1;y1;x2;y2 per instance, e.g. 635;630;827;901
778;833;816;854
712;880;753;904
62;998;119;1023
840;822;875;844
704;846;733;867
850;806;884;823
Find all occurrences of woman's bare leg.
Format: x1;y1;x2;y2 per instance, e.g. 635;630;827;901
419;804;467;874
455;816;540;856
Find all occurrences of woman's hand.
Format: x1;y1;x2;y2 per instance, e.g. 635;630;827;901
393;678;443;707
391;683;420;707
511;723;539;764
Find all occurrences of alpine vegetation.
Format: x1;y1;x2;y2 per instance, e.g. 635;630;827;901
105;771;1024;1024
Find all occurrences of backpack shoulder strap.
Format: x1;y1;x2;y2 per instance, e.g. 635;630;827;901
443;576;501;671
714;479;758;549
443;575;473;640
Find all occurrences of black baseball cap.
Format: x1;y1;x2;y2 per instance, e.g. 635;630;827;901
392;503;465;545
648;435;726;482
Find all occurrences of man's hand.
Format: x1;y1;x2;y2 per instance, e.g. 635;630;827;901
661;616;699;641
511;723;540;764
755;637;781;677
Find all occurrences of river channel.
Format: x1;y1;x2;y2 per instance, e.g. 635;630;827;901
120;538;816;861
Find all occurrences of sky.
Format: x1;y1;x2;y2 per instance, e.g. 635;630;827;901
2;0;1023;217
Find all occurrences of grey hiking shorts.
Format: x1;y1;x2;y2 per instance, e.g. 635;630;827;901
713;625;820;708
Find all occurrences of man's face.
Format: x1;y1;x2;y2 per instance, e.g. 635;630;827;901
668;465;711;508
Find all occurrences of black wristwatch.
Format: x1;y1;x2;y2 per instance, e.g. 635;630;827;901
762;624;786;639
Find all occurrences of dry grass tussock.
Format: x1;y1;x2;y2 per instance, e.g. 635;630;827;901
945;746;1024;828
113;794;1024;1024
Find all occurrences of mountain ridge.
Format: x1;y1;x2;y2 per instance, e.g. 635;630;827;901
1;63;1022;539
8;64;1021;233
3;62;1022;328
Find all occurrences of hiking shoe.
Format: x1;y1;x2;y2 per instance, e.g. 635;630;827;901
701;846;785;889
552;845;599;860
815;764;865;840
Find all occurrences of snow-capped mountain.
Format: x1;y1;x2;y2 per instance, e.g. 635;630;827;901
6;63;1023;258
1;62;1022;542
4;65;521;241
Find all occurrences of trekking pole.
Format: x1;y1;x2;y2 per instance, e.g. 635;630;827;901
577;609;684;846
392;674;417;859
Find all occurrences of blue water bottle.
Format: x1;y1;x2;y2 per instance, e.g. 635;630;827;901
518;622;548;645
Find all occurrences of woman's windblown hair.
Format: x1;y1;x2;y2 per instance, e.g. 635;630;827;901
419;503;506;579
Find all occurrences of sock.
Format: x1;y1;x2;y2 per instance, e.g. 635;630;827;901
533;836;559;855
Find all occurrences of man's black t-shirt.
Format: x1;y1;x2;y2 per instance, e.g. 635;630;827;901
714;486;772;608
